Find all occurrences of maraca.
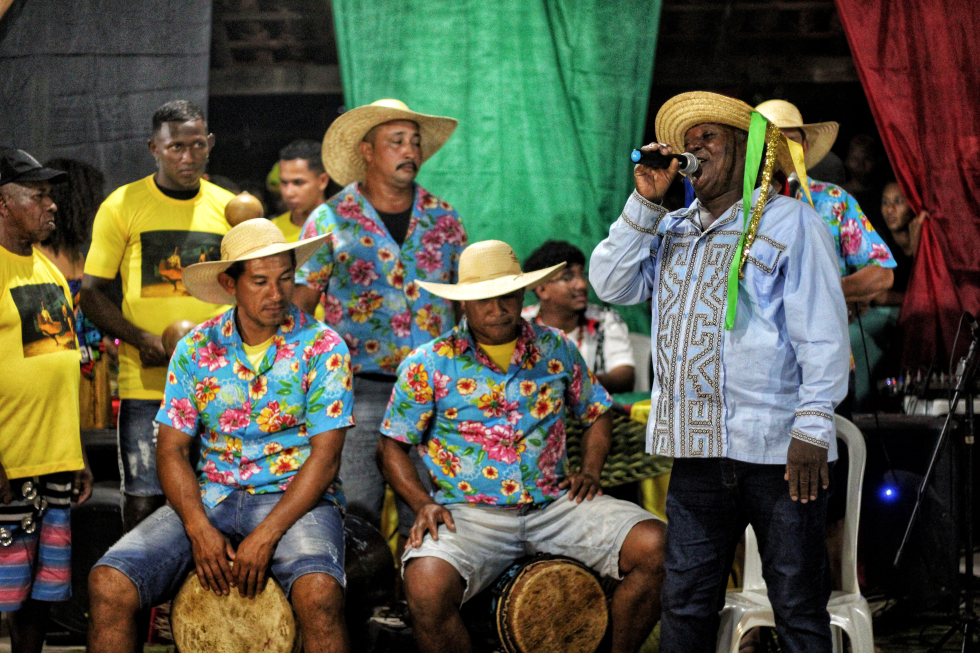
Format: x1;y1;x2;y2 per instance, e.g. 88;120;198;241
225;191;264;226
162;320;197;358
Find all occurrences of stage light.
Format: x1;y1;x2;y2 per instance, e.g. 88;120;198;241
880;485;899;502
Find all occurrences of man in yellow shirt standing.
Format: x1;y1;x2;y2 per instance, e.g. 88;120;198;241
0;147;93;652
271;140;330;242
81;101;235;531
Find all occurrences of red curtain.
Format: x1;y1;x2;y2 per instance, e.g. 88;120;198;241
836;0;980;369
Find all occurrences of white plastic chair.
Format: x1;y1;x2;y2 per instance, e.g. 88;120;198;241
716;416;874;653
627;333;652;393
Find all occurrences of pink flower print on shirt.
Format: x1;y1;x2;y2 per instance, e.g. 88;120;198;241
840;219;863;256
416;247;444;273
391;310;413;338
198;341;229;371
219;402;252;433
349;259;381;286
167;398;198;431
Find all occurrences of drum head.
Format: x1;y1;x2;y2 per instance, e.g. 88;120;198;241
497;558;608;653
171;573;298;653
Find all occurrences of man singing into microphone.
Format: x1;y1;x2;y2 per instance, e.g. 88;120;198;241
591;92;850;653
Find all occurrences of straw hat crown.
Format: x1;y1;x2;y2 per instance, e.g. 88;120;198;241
417;240;565;302
322;98;458;187
754;99;839;168
655;91;795;174
181;219;329;305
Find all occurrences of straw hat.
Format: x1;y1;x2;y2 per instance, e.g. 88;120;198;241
754;100;839;169
417;240;565;302
655;91;795;173
322;99;458;187
182;219;329;305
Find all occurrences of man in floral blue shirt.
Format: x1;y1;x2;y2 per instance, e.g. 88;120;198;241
756;100;895;318
377;240;665;653
294;99;466;531
88;220;355;653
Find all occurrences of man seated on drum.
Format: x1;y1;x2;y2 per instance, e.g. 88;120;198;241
87;219;355;653
377;240;666;653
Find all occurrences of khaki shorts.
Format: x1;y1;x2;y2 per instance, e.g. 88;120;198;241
402;492;660;602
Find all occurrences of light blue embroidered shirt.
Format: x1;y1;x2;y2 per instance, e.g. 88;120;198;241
590;189;849;464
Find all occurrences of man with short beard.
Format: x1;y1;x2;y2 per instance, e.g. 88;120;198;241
87;219;353;653
293;99;466;532
591;92;850;653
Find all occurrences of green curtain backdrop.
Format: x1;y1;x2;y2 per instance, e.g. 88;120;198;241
331;0;663;333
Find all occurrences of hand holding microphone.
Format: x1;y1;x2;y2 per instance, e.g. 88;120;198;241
631;143;690;204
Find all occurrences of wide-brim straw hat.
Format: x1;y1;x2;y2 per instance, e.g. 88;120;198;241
655;92;795;174
322;99;458;187
417;240;565;302
754;99;839;168
182;219;329;305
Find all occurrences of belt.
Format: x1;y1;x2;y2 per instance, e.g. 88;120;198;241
0;472;73;546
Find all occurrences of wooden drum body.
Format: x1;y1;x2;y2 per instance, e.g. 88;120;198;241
492;556;608;653
171;573;299;653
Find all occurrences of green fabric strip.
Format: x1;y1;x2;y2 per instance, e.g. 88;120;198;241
724;111;768;330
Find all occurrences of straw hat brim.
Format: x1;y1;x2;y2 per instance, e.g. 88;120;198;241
181;234;330;305
797;121;839;168
417;263;566;302
323;105;458;187
655;92;795;174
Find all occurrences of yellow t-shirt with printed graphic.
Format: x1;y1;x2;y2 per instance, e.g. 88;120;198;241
84;176;235;399
0;247;84;478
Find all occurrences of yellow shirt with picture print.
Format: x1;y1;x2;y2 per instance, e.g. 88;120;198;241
84;176;235;399
0;247;84;478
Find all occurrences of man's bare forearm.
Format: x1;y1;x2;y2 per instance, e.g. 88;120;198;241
254;430;346;538
157;425;211;534
377;437;434;513
841;266;893;304
291;284;320;316
80;275;147;347
596;366;636;395
578;411;613;478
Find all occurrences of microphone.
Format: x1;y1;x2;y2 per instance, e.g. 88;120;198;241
966;312;980;339
787;172;802;198
630;149;699;176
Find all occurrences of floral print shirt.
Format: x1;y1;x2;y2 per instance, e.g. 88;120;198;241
799;179;896;276
380;318;613;507
296;182;466;375
156;305;355;509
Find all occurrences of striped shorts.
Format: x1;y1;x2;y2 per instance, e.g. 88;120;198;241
0;506;72;611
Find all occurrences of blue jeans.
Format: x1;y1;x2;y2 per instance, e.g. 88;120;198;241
117;399;164;496
660;458;833;653
95;490;345;609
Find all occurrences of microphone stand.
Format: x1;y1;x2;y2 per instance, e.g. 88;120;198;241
894;323;980;652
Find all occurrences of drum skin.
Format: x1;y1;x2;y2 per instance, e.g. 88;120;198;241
171;573;298;653
495;557;608;653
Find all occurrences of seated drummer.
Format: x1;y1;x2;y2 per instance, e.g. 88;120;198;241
87;220;355;653
377;240;666;653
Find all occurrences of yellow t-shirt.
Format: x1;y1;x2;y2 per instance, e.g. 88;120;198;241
0;247;84;478
271;212;303;243
84;176;235;399
479;339;518;373
243;335;275;371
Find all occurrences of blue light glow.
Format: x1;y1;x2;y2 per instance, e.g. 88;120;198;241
880;485;899;502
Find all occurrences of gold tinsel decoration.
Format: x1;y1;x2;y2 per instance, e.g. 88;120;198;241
738;122;782;279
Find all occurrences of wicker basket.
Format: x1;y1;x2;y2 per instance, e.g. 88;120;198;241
565;412;672;487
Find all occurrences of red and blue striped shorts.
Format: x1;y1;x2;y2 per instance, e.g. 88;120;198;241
0;506;71;611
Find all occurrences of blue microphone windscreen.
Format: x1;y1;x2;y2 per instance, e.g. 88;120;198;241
630;149;642;163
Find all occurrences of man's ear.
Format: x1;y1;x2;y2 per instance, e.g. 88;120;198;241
148;137;159;159
317;172;330;192
217;272;237;299
532;284;548;302
358;140;373;165
207;133;216;151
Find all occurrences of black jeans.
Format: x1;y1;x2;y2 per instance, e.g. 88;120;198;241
659;457;833;653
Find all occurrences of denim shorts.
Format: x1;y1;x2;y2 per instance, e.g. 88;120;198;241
95;490;345;609
117;399;164;496
402;492;658;602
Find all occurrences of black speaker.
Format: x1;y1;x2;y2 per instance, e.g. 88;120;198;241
855;414;961;611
